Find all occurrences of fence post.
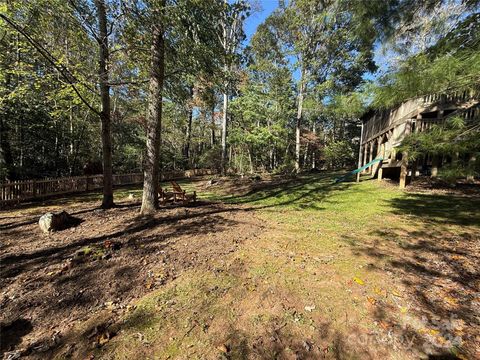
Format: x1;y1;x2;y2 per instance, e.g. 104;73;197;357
33;180;37;198
86;175;90;192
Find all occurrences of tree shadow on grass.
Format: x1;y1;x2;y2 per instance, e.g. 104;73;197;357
225;173;352;211
387;192;480;227
347;192;480;358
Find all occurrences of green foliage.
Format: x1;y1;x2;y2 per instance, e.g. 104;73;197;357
323;140;356;169
439;161;479;184
276;0;377;96
399;116;480;180
229;28;295;171
371;50;480;108
325;93;365;119
399;117;479;158
369;13;480;108
273;160;297;175
0;0;477;182
198;145;222;172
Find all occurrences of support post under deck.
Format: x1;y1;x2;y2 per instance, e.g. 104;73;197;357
362;144;368;174
399;120;412;188
400;152;408;188
356;122;364;182
378;149;384;181
368;141;374;174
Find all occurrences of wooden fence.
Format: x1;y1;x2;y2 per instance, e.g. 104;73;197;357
0;168;214;207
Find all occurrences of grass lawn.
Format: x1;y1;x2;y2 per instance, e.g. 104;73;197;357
1;173;479;359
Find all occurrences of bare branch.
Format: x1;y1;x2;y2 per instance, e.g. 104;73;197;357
107;79;149;86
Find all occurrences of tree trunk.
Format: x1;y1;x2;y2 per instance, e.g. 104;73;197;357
312;121;317;169
295;68;305;173
0;116;14;180
210;103;216;147
64;36;75;175
303;142;309;168
248;146;254;174
141;15;165;215
184;87;193;166
68;103;74;174
1;25;14;180
269;148;274;170
95;0;114;209
221;90;228;175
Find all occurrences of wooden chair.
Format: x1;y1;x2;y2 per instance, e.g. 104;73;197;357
159;182;197;204
159;187;174;204
170;181;196;203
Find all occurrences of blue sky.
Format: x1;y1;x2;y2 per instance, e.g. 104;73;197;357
243;1;278;41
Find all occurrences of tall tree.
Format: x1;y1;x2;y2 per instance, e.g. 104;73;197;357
218;0;249;175
230;20;295;173
183;86;194;165
95;0;114;208
140;2;165;215
267;0;376;172
137;0;225;212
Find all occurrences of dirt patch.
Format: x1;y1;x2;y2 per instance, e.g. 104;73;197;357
0;198;264;358
202;173;299;197
378;175;480;196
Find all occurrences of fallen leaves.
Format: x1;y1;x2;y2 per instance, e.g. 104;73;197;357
104;301;117;311
390;290;402;298
103;240;121;251
443;296;458;305
366;296;376;305
216;344;229;353
353;277;364;285
87;325;114;348
373;287;387;297
97;332;111;346
378;320;393;330
145;269;169;289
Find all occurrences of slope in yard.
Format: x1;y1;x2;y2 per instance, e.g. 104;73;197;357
1;174;479;359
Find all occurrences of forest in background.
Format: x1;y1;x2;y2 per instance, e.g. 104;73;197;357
1;0;479;202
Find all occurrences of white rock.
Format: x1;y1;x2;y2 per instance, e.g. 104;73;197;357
38;211;71;233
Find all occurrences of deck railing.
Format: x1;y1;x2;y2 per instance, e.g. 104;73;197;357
363;90;479;144
0;168;214;207
421;89;478;105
